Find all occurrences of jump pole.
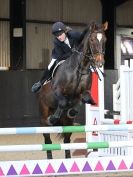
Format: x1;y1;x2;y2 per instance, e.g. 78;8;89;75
0;140;133;152
0;124;133;134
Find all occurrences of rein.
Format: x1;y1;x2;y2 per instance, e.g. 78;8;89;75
72;48;104;80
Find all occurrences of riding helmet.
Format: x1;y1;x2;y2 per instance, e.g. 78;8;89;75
52;22;66;36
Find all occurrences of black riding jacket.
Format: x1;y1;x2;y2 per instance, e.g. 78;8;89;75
51;29;87;61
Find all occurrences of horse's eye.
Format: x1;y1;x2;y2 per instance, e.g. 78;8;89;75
90;37;95;42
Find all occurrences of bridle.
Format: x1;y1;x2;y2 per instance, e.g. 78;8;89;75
86;30;106;59
72;30;106;79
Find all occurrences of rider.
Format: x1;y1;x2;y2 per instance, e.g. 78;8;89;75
31;21;95;105
32;21;83;93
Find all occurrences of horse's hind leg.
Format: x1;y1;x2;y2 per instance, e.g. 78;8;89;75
43;133;53;159
64;133;72;158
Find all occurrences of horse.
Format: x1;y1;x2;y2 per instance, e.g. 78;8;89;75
38;21;108;159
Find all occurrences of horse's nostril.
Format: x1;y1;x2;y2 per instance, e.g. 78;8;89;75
96;54;104;62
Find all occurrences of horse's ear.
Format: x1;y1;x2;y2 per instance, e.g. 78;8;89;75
89;22;96;32
103;21;108;31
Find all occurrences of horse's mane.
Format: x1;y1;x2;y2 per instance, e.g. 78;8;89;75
62;52;79;71
61;25;91;71
78;25;90;51
59;22;101;71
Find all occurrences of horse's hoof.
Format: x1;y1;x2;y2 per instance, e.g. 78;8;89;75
67;108;78;119
47;116;58;125
46;118;53;126
82;97;96;105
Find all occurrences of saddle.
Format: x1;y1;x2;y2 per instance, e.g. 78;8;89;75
52;60;65;78
43;60;65;85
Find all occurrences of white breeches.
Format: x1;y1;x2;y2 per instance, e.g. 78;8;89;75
48;58;56;70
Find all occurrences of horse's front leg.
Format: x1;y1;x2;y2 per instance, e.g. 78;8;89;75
67;100;81;119
48;105;63;125
48;97;67;125
64;133;72;158
43;133;53;159
81;90;96;105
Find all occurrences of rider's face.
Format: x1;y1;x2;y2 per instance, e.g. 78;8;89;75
56;32;66;42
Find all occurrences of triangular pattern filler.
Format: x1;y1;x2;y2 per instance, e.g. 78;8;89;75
20;164;30;175
94;161;104;171
57;162;68;173
45;163;55;174
70;161;80;172
130;162;133;169
118;160;128;170
82;161;92;172
106;160;116;171
32;163;43;174
7;165;18;175
0;167;4;176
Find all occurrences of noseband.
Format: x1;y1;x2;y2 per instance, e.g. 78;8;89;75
73;30;105;64
72;48;104;81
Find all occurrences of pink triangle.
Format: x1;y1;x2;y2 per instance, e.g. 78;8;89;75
94;161;104;171
118;160;128;170
45;163;55;174
0;167;4;176
70;162;80;172
19;164;30;175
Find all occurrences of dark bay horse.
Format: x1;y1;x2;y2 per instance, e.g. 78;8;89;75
38;22;108;159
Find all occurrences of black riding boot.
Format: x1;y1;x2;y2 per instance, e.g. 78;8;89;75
31;68;51;93
40;68;51;84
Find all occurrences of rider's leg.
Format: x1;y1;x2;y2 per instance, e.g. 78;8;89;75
31;59;56;93
40;68;51;84
40;58;57;83
31;68;50;93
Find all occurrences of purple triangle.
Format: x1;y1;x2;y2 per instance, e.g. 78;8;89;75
130;162;133;169
7;165;17;175
82;161;92;172
32;164;43;174
57;162;68;173
106;160;116;171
